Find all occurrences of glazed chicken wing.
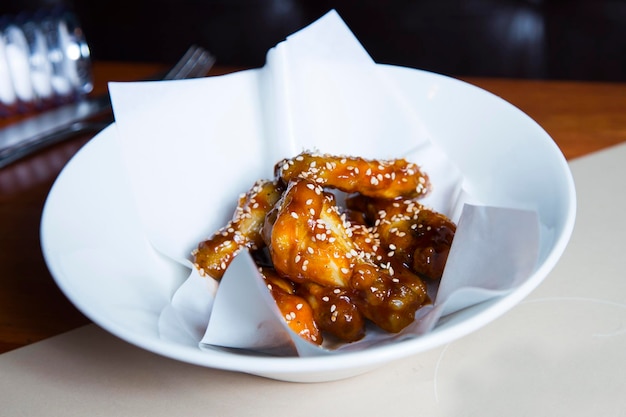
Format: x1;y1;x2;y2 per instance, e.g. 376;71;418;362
275;152;430;199
297;281;366;343
346;194;456;281
350;263;428;333
263;178;359;288
193;152;454;345
193;180;283;279
263;177;430;338
260;267;322;345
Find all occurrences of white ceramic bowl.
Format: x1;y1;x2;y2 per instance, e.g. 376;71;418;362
41;65;575;382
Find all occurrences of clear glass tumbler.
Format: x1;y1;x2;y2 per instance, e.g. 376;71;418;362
0;8;92;117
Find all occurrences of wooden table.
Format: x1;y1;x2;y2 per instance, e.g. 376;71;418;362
1;62;626;355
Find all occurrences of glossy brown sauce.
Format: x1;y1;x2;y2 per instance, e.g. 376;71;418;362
194;152;456;345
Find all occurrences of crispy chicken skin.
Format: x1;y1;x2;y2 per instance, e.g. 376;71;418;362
275;152;430;199
346;194;456;281
193;180;283;279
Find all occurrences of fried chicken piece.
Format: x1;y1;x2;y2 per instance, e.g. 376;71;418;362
346;194;456;281
261;267;322;345
275;152;430;199
350;263;429;333
193;180;283;279
297;282;366;343
264;177;429;338
193;152;451;343
350;218;430;332
263;178;360;288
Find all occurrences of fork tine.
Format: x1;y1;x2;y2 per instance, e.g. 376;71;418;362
164;45;216;80
163;46;200;79
176;50;214;79
187;50;217;78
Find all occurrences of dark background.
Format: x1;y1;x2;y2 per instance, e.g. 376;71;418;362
2;0;626;81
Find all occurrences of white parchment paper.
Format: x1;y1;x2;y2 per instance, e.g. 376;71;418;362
108;10;540;356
